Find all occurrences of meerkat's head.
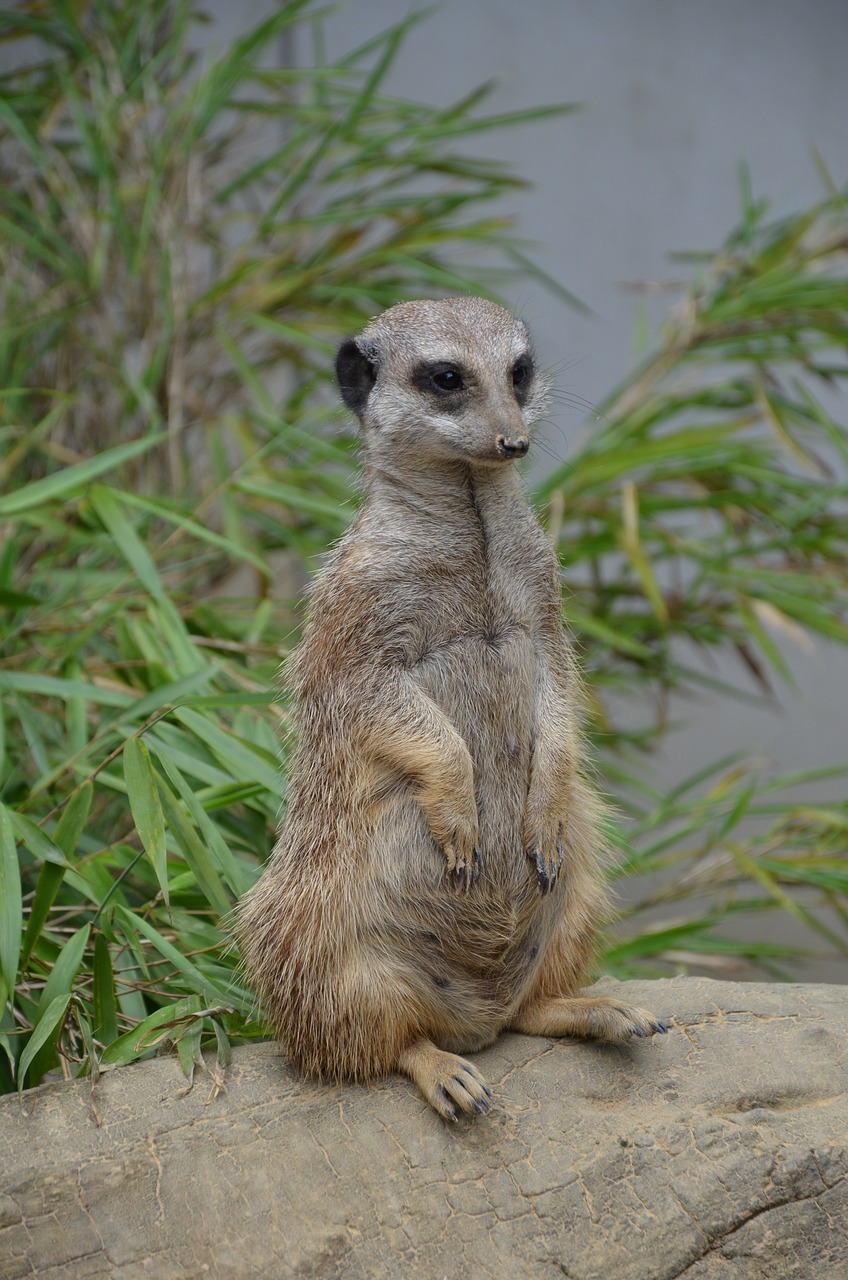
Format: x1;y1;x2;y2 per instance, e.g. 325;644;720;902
335;297;549;467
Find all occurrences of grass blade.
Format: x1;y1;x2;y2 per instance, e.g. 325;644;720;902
115;906;230;1006
0;436;165;517
92;933;119;1047
123;738;170;914
0;803;22;1005
18;995;71;1093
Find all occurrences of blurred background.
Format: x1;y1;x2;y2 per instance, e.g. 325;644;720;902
1;1;846;1090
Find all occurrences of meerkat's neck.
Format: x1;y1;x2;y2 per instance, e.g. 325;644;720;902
363;455;527;528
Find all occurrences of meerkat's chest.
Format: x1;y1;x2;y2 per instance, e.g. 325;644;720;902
413;508;552;648
403;557;539;681
407;532;544;747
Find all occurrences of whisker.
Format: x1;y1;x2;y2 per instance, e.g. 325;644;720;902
532;417;576;468
529;437;565;466
541;357;586;380
546;391;608;424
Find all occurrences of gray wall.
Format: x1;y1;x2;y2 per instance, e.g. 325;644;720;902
314;1;848;405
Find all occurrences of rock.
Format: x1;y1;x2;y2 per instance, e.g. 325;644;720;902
1;977;847;1279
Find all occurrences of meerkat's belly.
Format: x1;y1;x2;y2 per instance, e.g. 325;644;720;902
365;624;548;1040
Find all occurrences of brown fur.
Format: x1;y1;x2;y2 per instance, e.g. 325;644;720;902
236;297;667;1120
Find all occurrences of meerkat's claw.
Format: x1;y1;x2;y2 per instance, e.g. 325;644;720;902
399;1041;493;1120
526;822;566;895
532;849;551;894
510;995;671;1043
623;1011;671;1039
530;846;558;895
466;845;482;887
448;845;482;891
451;863;469;891
598;1003;671;1041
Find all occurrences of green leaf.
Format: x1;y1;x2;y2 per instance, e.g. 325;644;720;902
108;672;216;729
0;587;41;608
89;485;169;605
565;606;654;659
20;864;67;970
37;924;91;1023
18;756;91;974
234;477;353;530
0;672;132;707
0;1034;15;1087
0;435;165;517
115;906;230;1005
155;774;233;918
0;804;22;1004
92;934;119;1046
123;738;170;913
98;998;195;1067
171;707;283;798
54;783;94;858
116;490;271;576
212;1018;232;1070
18;995;71;1093
175;998;204;1079
153;749;253;898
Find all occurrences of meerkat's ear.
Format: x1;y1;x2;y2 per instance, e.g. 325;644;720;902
335;338;378;418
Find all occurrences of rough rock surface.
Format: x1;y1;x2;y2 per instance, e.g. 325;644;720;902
1;977;847;1279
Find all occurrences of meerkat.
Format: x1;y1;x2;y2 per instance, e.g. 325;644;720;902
237;296;667;1120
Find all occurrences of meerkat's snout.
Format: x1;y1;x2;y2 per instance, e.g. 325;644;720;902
496;434;529;459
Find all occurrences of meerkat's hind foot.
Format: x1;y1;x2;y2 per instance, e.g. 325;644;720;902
398;1038;493;1121
511;995;670;1043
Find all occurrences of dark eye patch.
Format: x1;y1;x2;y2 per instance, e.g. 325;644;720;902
511;354;534;402
412;362;467;395
431;368;463;391
512;355;533;386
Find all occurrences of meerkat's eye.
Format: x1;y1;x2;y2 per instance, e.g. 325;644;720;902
430;367;464;393
512;357;532;388
411;362;467;396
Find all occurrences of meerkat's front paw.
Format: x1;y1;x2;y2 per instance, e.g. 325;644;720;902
525;820;564;894
423;792;482;890
398;1039;493;1121
446;841;482;890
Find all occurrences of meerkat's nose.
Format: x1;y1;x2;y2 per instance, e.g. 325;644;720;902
496;435;529;459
